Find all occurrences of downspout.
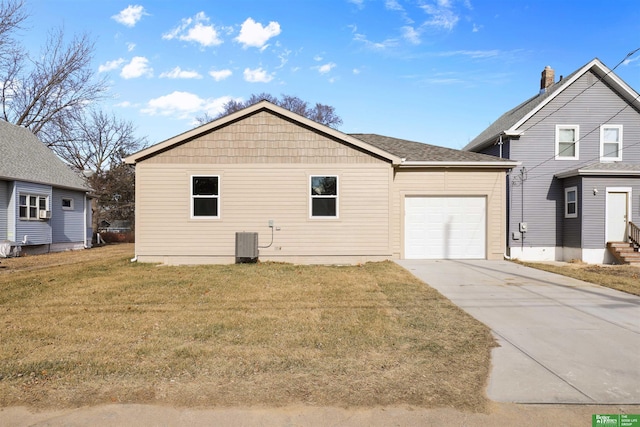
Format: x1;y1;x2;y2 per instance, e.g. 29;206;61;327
83;193;88;248
499;134;513;260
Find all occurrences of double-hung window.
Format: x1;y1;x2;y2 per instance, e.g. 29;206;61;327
191;176;219;218
310;175;338;218
556;125;579;159
564;187;578;218
600;125;622;161
19;194;48;220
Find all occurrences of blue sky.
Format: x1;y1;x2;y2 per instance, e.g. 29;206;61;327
21;0;640;149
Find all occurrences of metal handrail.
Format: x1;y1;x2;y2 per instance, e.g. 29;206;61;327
629;221;640;248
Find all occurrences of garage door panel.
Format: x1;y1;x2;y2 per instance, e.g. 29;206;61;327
405;197;486;259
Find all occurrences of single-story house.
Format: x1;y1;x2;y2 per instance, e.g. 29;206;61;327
0;119;92;256
124;101;517;265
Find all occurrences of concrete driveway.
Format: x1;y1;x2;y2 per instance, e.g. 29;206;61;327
396;259;640;404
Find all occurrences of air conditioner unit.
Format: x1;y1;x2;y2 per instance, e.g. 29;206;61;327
235;232;258;263
39;210;51;219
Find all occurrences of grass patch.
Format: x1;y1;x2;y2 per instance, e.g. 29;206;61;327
0;245;494;410
516;261;640;296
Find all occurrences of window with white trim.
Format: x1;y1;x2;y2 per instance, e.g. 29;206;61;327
191;176;219;218
565;187;578;218
62;197;74;210
310;176;338;218
600;125;622;161
556;125;579;159
19;194;48;220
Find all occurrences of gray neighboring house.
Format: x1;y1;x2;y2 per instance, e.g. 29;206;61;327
465;58;640;264
0;119;92;255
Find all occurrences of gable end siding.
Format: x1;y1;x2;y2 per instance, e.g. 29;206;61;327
146;111;384;165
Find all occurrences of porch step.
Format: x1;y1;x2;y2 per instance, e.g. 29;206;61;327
607;242;640;265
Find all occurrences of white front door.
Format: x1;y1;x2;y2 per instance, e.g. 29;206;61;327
606;191;629;242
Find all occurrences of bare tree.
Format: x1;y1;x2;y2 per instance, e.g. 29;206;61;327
0;1;107;147
196;93;343;129
55;109;147;174
0;0;26;63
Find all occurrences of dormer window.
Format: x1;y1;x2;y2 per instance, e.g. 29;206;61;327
556;125;579;160
600;125;622;161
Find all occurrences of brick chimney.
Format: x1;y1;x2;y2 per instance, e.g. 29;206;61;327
540;65;555;92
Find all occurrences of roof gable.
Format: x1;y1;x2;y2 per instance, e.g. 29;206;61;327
125;101;403;165
464;58;640;152
0;120;89;191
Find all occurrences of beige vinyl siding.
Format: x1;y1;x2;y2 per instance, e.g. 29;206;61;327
146;111;381;165
135;162;392;264
392;168;506;260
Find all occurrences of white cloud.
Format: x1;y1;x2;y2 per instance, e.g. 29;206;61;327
209;69;233;81
420;0;460;30
353;32;399;50
159;66;203;79
438;49;500;59
141;91;235;120
317;62;336;74
401;26;421;44
120;56;153;79
112;5;147;27
235;18;281;49
98;58;125;73
115;101;132;108
127;42;136;52
163;12;223;47
353;68;361;75
385;0;403;11
243;67;274;83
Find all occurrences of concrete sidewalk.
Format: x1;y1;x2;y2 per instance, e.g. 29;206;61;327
396;259;640;404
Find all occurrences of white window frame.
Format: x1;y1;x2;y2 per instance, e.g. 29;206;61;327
18;193;48;220
555;125;579;160
309;175;339;219
565;186;578;219
62;197;74;210
600;124;622;161
190;175;220;219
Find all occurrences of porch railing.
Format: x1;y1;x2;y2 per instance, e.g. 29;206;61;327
630;221;640;248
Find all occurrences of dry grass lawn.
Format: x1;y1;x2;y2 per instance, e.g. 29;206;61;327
0;245;494;411
517;261;640;296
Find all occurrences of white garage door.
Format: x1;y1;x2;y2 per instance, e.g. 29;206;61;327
404;197;486;259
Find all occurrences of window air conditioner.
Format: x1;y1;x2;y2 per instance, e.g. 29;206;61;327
39;210;52;219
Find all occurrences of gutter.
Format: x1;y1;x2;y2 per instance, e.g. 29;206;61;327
398;160;521;168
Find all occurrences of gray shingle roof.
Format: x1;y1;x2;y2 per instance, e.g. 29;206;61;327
0;119;89;191
350;133;511;163
463;68;581;152
556;162;640;178
462;57;640;152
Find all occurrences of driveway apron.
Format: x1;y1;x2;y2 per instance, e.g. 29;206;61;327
396;259;640;404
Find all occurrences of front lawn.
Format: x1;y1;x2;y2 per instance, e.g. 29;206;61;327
517;261;640;296
0;245;494;410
